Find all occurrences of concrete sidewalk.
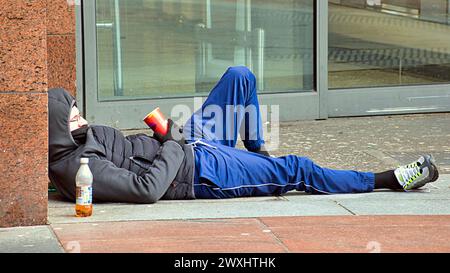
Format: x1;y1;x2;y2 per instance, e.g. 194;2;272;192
43;176;450;253
47;176;450;224
1;113;450;253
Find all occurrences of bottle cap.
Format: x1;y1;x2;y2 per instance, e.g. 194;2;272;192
80;158;89;164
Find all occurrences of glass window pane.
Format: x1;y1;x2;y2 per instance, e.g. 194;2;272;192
329;0;450;89
96;0;315;101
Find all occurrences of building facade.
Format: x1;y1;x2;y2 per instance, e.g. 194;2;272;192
1;0;449;227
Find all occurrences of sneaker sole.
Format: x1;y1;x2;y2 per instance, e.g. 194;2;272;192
429;155;440;182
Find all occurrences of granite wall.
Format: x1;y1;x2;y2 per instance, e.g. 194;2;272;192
0;0;76;227
47;0;76;97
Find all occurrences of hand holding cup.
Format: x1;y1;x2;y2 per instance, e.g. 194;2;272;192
143;108;185;146
153;119;185;146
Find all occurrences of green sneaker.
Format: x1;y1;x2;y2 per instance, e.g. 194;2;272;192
394;155;439;191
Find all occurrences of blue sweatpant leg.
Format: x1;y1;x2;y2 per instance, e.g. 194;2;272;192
184;66;265;151
193;142;375;199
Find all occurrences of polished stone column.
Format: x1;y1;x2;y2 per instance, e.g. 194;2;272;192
0;0;49;227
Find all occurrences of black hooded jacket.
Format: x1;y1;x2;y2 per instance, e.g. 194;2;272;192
48;88;195;203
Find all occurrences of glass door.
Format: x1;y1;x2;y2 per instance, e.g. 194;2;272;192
81;0;322;129
328;0;450;116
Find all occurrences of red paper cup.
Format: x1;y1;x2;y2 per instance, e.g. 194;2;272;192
143;107;168;136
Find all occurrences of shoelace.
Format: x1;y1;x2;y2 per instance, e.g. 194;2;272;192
401;162;423;187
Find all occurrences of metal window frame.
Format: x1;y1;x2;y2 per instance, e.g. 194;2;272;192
328;84;450;117
76;1;85;113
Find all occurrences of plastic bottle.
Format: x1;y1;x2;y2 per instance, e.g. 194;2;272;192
75;158;93;217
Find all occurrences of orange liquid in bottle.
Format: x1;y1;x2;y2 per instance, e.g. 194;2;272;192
75;204;93;217
75;185;93;217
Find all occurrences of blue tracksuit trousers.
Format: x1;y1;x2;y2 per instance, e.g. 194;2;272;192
185;66;375;199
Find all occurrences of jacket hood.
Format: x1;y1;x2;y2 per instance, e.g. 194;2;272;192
48;88;79;163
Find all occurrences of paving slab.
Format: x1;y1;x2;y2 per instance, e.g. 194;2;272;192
260;215;450;253
337;199;450;215
0;226;64;253
51;215;450;253
48;196;350;224
333;175;450;215
52;219;288;253
48;175;450;223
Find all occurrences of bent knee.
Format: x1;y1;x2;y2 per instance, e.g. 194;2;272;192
226;66;255;80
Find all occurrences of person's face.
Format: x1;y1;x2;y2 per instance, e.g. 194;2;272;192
69;106;88;132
